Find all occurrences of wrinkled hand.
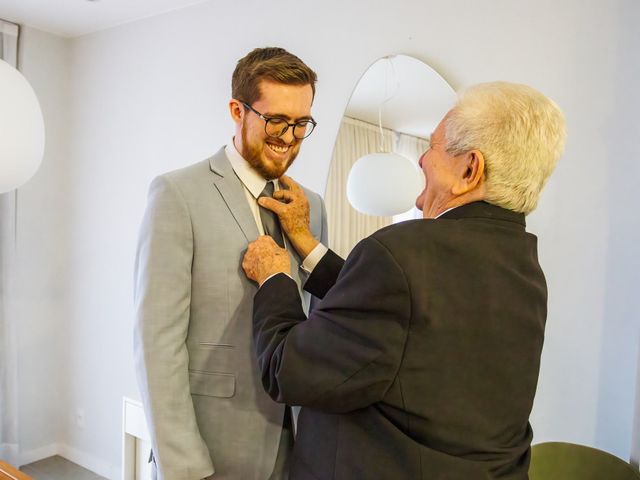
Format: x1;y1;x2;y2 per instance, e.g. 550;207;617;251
242;235;291;286
259;175;310;236
259;175;319;258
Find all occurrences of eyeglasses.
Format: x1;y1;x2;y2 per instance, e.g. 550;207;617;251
242;102;317;139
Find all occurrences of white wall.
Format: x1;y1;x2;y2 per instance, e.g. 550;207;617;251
12;0;640;476
595;0;640;457
15;26;71;459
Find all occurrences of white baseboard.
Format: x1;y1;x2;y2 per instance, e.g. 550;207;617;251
0;443;19;466
18;443;60;467
17;443;119;480
58;444;120;480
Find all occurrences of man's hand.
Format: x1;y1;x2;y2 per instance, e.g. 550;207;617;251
242;236;291;286
259;175;319;258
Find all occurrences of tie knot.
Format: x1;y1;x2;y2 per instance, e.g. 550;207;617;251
260;181;275;199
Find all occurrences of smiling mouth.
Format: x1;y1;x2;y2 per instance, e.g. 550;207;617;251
267;142;290;154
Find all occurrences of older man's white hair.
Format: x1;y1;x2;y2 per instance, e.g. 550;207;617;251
444;82;566;214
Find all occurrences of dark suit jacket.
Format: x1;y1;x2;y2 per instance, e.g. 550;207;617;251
253;201;547;480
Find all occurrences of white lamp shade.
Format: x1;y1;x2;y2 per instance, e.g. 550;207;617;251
347;152;424;216
0;59;45;194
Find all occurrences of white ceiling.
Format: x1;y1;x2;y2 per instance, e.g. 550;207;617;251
345;55;456;139
0;0;209;38
0;3;457;139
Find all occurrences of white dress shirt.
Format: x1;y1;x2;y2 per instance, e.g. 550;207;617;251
225;141;326;281
225;142;275;236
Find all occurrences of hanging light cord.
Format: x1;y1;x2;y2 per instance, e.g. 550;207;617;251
377;56;400;152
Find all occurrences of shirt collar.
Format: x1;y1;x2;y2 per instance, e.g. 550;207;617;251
435;206;457;219
437;201;526;226
225;140;276;198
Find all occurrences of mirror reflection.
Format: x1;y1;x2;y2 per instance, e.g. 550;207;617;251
325;55;456;257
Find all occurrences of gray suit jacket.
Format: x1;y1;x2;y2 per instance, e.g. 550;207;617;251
134;147;327;480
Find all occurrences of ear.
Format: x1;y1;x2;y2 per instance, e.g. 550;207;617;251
229;99;244;125
451;150;485;195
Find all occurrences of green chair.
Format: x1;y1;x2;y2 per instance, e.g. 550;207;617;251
529;442;640;480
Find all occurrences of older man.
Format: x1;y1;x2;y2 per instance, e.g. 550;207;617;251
243;82;566;479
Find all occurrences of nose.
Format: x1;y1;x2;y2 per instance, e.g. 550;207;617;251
281;127;296;145
418;153;425;168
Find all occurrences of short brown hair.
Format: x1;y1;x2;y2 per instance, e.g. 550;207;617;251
232;47;317;105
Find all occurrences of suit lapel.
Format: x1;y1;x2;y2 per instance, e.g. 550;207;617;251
208;147;305;290
285;236;303;287
209;148;259;242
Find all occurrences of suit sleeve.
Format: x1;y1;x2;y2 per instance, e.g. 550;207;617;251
303;248;345;299
304;191;333;309
133;176;214;480
253;236;410;413
297;191;327;269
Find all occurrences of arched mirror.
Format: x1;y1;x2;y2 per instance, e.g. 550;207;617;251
325;55;456;257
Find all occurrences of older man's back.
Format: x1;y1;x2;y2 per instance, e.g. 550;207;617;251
253;201;545;479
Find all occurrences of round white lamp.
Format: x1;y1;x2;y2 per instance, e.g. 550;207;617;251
0;59;45;194
347;152;424;216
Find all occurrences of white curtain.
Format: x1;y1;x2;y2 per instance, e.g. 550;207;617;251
325;117;429;257
325;117;395;258
0;18;20;466
392;132;430;223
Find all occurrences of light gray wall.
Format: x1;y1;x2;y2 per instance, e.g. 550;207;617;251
597;0;640;458
16;26;71;454
12;0;640;476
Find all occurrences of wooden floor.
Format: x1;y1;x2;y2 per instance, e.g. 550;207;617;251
20;456;106;480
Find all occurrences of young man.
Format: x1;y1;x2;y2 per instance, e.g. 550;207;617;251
134;47;327;480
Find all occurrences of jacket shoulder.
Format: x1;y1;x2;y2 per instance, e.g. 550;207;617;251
368;219;454;262
299;184;322;202
371;219;428;243
161;157;212;183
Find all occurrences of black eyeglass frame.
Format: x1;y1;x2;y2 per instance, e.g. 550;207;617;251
241;102;317;139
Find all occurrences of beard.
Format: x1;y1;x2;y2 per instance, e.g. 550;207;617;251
240;120;300;180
